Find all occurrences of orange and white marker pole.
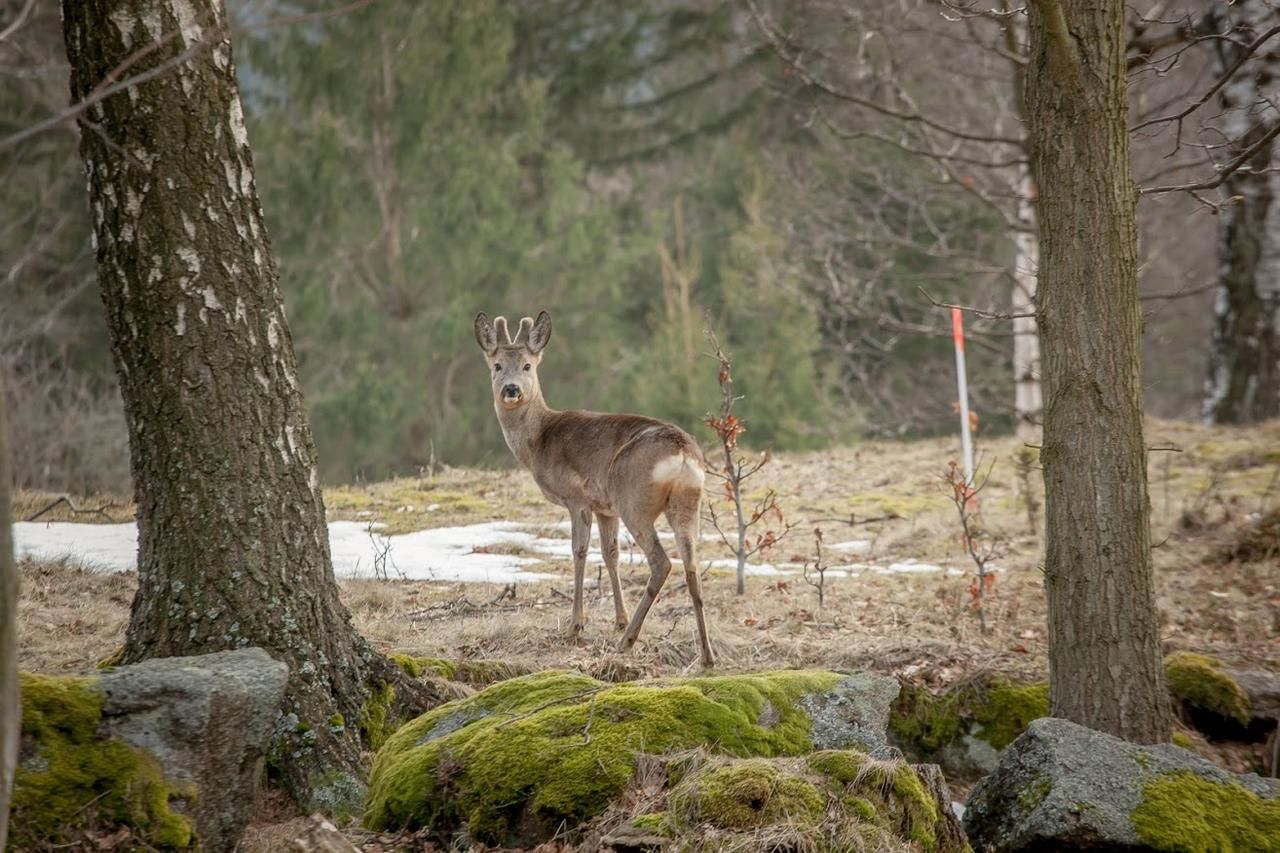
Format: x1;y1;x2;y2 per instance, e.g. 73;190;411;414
952;307;975;486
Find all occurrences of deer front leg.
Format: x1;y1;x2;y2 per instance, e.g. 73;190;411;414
619;524;671;653
569;506;592;642
596;513;628;629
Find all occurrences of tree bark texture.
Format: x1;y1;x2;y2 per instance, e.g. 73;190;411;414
1026;0;1172;743
1200;0;1280;424
0;380;18;852
60;0;430;811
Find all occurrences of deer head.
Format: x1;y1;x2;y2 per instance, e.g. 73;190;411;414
474;311;552;410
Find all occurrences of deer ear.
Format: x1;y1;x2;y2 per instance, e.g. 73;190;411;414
474;312;498;354
527;311;552;354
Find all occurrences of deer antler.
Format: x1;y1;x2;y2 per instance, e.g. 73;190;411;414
511;317;535;346
494;316;513;346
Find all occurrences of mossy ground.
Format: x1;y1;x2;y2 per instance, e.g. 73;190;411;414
364;670;843;844
1131;771;1280;852
389;653;530;686
12;672;197;850
1163;651;1251;725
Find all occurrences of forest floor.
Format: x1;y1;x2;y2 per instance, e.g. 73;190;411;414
13;417;1280;850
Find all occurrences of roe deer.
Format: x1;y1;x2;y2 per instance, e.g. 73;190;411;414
474;311;715;667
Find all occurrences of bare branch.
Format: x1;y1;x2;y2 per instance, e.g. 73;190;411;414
0;0;37;43
1140;121;1280;195
918;286;1036;320
1131;25;1280;134
745;0;1023;147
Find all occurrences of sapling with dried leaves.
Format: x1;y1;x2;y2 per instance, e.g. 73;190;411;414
943;457;1005;634
703;325;793;595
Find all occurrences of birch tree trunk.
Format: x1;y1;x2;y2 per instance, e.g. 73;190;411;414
60;0;435;813
1012;167;1043;438
0;380;17;853
1026;0;1172;744
1007;13;1043;439
1201;0;1280;424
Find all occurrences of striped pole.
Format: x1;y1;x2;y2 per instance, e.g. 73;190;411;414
952;307;975;486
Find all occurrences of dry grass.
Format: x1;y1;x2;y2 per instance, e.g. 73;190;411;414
18;417;1279;680
12;418;1280;850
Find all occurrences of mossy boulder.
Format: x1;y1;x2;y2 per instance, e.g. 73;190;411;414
13;648;287;851
890;677;1048;779
12;673;196;850
599;751;967;852
364;669;900;845
964;717;1280;851
1164;651;1251;727
668;758;825;830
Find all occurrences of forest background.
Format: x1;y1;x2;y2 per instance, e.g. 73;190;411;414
2;0;1264;491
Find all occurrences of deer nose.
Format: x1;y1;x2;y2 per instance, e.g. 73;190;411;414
502;384;520;397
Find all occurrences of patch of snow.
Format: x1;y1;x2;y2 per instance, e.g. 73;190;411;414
829;539;872;554
15;523;138;572
14;520;976;586
878;559;944;574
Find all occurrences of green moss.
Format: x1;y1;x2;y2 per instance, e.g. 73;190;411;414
669;759;824;830
1171;731;1195;750
1133;750;1152;770
971;681;1048;750
1016;775;1052;814
1164;652;1251;725
805;750;940;852
1131;771;1280;852
12;673;197;850
455;659;532;686
364;670;844;843
630;812;671;835
391;654;530;686
391;654;456;680
359;681;397;751
891;678;1047;756
889;685;964;753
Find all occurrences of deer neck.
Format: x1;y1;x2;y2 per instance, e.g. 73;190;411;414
495;393;553;469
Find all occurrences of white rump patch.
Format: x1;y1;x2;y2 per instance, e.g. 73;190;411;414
652;455;703;485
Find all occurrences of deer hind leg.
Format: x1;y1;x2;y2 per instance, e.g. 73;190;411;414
596;512;628;629
667;494;715;668
619;521;671;652
569;506;592;642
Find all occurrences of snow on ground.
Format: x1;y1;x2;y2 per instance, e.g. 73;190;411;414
14;521;976;583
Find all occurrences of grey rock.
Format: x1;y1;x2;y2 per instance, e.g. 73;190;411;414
936;727;1003;778
100;647;289;852
963;717;1280;852
801;671;899;753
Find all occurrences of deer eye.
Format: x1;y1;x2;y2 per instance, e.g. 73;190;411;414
493;363;500;372
522;363;532;371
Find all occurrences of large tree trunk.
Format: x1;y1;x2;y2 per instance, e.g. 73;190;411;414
0;382;17;853
1026;0;1171;744
1200;0;1280;424
60;0;434;812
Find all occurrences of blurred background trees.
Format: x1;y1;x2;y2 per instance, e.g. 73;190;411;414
2;0;1269;489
